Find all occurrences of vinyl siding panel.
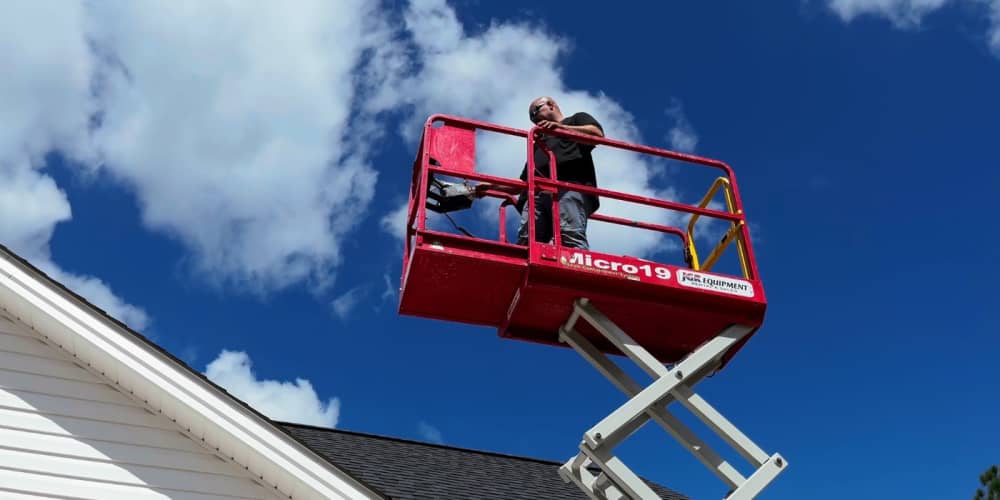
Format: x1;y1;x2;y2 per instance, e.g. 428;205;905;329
0;316;284;500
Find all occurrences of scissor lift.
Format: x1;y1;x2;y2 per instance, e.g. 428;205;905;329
398;115;787;498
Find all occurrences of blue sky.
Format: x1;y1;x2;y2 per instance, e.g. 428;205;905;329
2;1;999;498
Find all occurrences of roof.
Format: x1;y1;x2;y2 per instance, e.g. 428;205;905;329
0;242;686;499
0;243;383;499
280;422;688;500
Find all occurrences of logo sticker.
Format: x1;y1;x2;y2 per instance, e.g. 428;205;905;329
676;270;754;298
560;251;671;281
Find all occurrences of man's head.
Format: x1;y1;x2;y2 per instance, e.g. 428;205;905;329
529;96;563;124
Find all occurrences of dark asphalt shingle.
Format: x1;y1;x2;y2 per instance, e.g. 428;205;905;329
280;422;688;500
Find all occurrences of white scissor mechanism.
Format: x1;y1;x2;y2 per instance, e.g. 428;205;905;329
558;299;787;499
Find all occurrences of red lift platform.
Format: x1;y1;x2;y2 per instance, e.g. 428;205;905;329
398;115;786;499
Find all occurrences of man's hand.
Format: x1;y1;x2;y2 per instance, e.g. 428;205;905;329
535;119;563;130
536;120;604;138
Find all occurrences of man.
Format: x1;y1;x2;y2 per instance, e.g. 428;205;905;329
515;96;604;250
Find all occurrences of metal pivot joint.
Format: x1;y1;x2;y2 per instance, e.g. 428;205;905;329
557;299;786;500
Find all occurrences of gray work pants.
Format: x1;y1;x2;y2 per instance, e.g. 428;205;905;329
517;190;595;250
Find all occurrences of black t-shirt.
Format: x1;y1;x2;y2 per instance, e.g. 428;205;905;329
518;112;603;210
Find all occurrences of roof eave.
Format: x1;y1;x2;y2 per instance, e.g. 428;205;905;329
0;246;384;500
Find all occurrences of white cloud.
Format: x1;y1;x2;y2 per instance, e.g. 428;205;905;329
417;420;444;444
827;0;1000;55
380;202;411;242
44;266;150;331
0;2;84;262
664;99;699;154
0;167;71;261
376;0;688;258
205;350;340;427
381;273;397;302
0;2;148;331
988;0;1000;53
331;286;367;319
3;1;404;320
84;1;388;292
827;0;950;26
0;2;96;169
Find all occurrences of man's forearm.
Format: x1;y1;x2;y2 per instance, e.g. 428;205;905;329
561;124;604;137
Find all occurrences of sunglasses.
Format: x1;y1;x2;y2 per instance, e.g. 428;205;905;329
530;100;552;119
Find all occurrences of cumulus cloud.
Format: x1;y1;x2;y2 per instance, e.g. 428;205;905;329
205;350;340;427
376;0;688;258
664;99;699;154
85;1;389;291
0;167;71;261
3;1;408;311
0;3;148;330
0;3;96;169
827;0;1000;55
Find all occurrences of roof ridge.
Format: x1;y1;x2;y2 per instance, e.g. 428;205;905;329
0;242;388;499
276;420;567;466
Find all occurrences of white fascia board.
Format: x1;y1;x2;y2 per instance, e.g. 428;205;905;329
0;253;382;500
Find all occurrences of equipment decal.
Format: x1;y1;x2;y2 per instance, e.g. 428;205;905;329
676;270;754;297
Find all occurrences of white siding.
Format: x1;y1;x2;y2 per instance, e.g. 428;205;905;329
0;315;285;500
